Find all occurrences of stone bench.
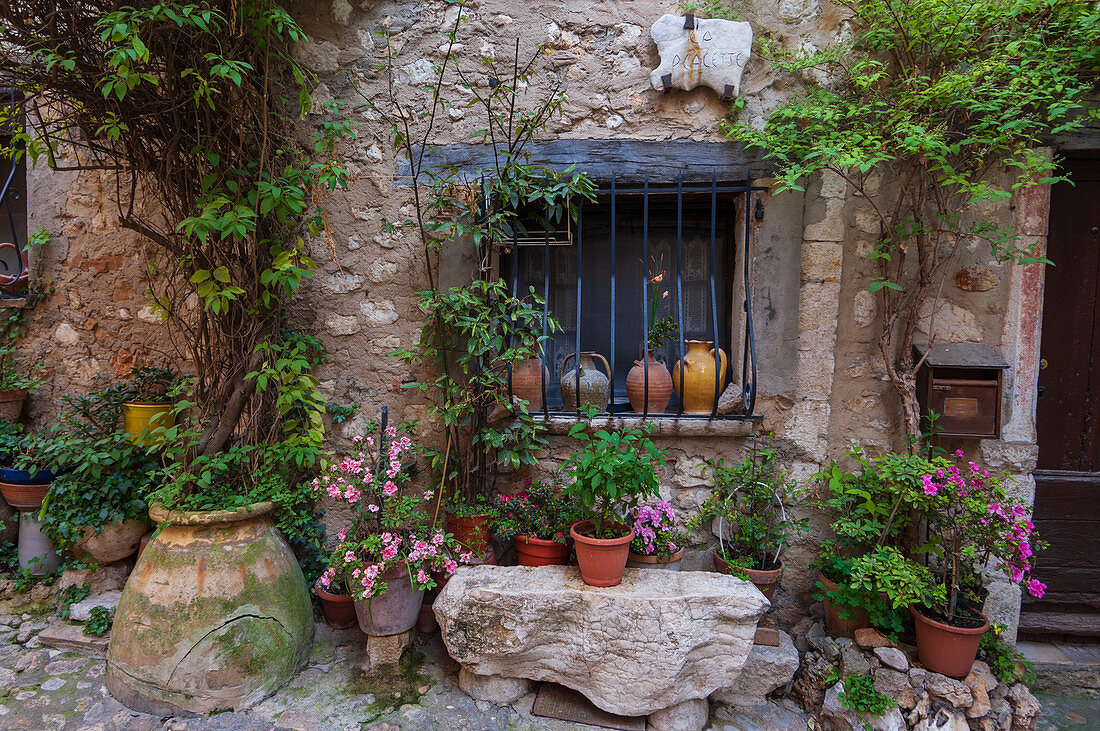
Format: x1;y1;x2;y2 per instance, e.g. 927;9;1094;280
434;564;796;729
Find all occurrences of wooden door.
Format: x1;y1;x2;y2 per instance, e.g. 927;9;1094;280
1022;155;1100;636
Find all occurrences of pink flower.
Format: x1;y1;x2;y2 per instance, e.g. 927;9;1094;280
318;573;330;588
460;552;474;564
955;449;965;459
344;486;361;504
1009;565;1024;582
383;481;398;497
444;560;459;575
343;550;356;563
382;545;399;561
432;532;445;546
417;570;430;584
337;528;346;541
326;483;342;499
367;503;379;513
921;474;939;496
423;490;434;500
1026;578;1046;598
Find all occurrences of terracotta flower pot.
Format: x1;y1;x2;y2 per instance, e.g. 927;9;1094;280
713;553;783;601
122;401;175;444
516;535;570;567
315;581;357;629
73;518;148;564
625;350;673;413
0;388;27;422
817;571;872;638
353;562;425;636
911;606;990;678
627;547;684;571
418;602;438;634
446;512;492;556
107;501;313;715
570;520;634;587
0;480;50;511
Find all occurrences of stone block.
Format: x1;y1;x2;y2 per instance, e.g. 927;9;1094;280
710;630;798;708
457;668;530;705
69;591;123;622
913;708;970;730
647;698;708;731
855;628;893;649
37;622;109;658
362;629;413;672
874;646;909;672
434;565;768;716
926;672;974;708
873;668;916;710
822;681;906;731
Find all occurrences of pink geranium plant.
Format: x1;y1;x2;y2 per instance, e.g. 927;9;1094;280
314;421;470;600
920;450;1047;623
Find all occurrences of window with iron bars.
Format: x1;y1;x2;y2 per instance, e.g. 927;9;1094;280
500;173;761;420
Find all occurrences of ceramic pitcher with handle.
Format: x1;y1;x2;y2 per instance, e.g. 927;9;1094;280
560;351;611;412
672;340;728;413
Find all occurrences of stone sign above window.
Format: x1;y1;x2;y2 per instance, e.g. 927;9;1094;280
649;14;753;100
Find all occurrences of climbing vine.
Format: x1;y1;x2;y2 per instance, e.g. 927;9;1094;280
724;0;1100;446
0;1;351;504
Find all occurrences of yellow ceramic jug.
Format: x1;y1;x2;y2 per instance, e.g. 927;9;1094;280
672;340;728;413
123;402;175;444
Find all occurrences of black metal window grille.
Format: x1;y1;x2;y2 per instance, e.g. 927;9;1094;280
0;88;26;259
502;172;763;420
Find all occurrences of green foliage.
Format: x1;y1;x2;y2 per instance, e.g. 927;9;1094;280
678;0;740;20
839;673;895;728
0;345;44;393
58;584;90;619
981;623;1035;687
394;280;557;507
120;367;182;404
0;540;15;573
494;477;582;543
689;442;808;569
723;0;1100;441
562;420;664;538
83;605;112;636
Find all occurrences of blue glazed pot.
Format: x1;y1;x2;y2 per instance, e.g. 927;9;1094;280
0;468;57;485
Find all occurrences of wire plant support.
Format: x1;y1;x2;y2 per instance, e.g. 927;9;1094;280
503;167;765;422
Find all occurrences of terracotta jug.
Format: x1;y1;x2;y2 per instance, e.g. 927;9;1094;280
510;356;548;411
560;352;611;413
626;350;673;413
672;340;728;413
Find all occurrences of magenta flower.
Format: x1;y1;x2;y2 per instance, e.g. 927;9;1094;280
1026;578;1046;598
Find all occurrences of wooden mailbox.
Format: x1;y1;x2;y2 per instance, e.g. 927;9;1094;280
915;343;1008;439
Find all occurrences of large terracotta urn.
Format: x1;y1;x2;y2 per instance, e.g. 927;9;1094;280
671;340;728;414
510;356;548;411
625;350;673;413
107;501;313;715
560;351;610;413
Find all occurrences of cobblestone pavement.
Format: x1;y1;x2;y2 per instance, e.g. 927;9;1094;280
0;589;1091;731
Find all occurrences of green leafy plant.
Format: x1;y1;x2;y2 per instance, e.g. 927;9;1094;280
723;0;1100;445
58;584;90;619
678;0;740;20
120;367;182;404
0;345;44;393
980;622;1035;687
689;442;808;571
494;478;581;544
561;420;664;539
84;605;112;636
839;673;895;729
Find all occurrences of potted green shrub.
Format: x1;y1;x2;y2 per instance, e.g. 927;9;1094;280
627;499;686;570
0;344;43;422
38;384;162;563
562;422;663;586
494;477;580;566
910;451;1047;677
691;446;808;600
314;420;468;636
119;366;181;444
810;450;940;638
0;430;62;510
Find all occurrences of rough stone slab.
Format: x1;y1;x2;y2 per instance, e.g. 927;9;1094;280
710;630;798;708
457;669;530;705
362;629;412;672
649;14;752;97
647;698;707;731
435;565;768;716
69;591;123;622
37;622;109;658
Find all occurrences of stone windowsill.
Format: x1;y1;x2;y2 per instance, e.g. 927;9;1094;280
535;414;757;437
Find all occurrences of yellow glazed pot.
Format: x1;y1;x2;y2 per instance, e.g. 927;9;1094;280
672;340;728;413
122;402;175;444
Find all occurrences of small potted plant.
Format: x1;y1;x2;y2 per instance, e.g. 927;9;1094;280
910;452;1047;677
314;527;358;629
626;261;677;414
627;499;686;570
0;345;44;422
561;421;663;586
494;477;580;566
0;430;62;510
38;385;161;564
313;420;469;636
120;366;181;443
691;444;808;600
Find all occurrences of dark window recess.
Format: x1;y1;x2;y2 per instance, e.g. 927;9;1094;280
500;174;762;419
0;88;26;254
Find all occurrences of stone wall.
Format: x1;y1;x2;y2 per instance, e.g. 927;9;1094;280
12;0;1047;636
